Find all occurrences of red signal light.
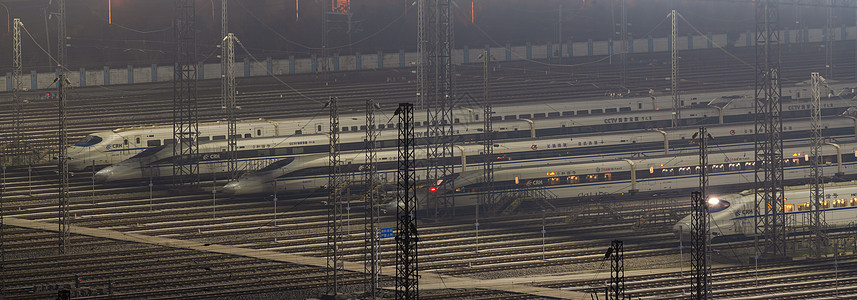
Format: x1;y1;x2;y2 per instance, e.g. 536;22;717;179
429;187;438;192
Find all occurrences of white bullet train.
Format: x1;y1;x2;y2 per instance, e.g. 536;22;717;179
674;180;857;241
64;82;857;170
217;115;857;198
408;141;857;214
95;113;857;184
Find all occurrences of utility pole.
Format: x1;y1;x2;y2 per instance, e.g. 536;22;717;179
825;0;833;79
754;0;786;258
479;50;496;215
326;97;344;297
223;33;238;181
810;72;827;258
691;127;712;299
12;18;24;164
619;0;628;90
395;103;418;299
671;10;681;128
364;99;382;298
56;0;70;255
173;0;200;187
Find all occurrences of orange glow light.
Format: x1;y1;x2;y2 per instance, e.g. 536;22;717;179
471;1;475;23
296;0;299;21
108;0;112;24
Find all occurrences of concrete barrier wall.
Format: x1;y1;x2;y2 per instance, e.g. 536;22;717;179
2;25;852;91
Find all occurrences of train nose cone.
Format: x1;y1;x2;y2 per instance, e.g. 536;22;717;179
221;181;240;196
93;168;112;184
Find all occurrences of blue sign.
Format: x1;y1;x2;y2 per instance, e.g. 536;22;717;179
380;227;394;239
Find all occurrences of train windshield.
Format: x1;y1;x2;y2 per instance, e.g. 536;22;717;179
258;157;296;172
129;145;167;159
435;173;461;187
74;135;103;147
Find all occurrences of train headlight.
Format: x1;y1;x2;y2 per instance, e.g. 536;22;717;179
707;197;720;205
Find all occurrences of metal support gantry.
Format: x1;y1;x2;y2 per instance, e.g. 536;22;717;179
395;103;419;300
479;50;496;216
11;18;24;164
56;0;70;255
57;74;71;255
691;127;712;299
419;0;456;218
223;33;238;181
173;0;200;187
607;240;625;300
810;72;828;258
754;0;787;258
326;96;345;297
363;99;382;298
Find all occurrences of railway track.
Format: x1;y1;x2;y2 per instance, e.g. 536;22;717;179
3;43;857;298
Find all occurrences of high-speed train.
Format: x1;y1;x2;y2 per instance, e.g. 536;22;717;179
674;181;857;241
96;116;857;184
217;115;857;197
64;82;857;170
421;142;857;211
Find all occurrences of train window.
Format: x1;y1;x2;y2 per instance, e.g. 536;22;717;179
342;127;349;132
591;109;603;114
563;143;567;147
638;103;643;109
604;173;612;180
351;126;358;131
213;135;226;140
634;117;639;121
678;167;691;175
295;130;302;135
292;147;304;154
587;174;599;181
317;125;322;132
851;198;857;206
491;116;502;121
474;115;479;121
199;136;210;141
566;176;579;184
661;168;674;176
834;199;847;208
454;118;460;124
784;204;795;213
519;114;531;119
822;200;830;208
548;112;561;117
577;110;589;115
123;139;128;146
620;107;631;112
147;140;161;147
504;115;517;120
798;203;811;211
533;113;546;119
605;108;617;113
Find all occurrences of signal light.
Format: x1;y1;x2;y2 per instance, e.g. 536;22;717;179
429;187;438;192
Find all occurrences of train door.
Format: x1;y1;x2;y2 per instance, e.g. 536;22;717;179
315;123;324;133
254;127;264;137
134;135;142;148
